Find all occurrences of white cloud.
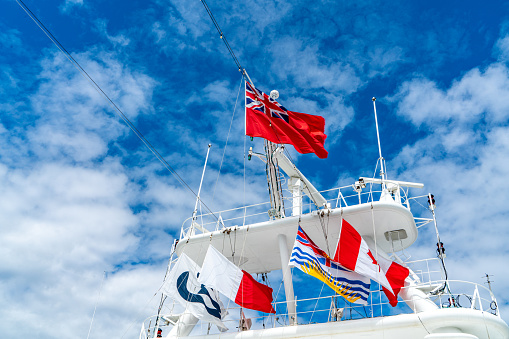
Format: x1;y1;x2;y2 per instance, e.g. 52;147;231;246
167;1;209;40
60;0;84;13
0;161;146;337
0;28;22;50
365;46;405;78
495;35;509;62
388;54;509;318
94;19;131;47
390;63;509;127
0;49;167;337
269;37;363;95
15;50;156;163
494;22;509;62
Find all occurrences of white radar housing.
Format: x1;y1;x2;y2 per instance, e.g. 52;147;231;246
270;90;279;100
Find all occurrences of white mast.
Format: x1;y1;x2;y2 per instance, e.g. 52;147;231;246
244;71;294;323
189;144;212;235
244;70;285;219
372;97;387;186
264;139;285;219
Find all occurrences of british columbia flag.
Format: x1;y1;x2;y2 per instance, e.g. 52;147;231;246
289;225;371;304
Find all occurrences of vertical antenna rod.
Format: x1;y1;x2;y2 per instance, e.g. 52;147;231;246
484;274;494;292
192;144;212;222
372;97;386;182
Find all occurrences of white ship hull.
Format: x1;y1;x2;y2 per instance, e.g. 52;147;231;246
166;309;508;339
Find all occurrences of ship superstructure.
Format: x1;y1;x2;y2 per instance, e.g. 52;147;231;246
140;142;509;339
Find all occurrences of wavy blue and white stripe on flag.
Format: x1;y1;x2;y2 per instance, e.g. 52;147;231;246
289;226;371;304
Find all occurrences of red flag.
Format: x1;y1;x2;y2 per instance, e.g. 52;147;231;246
381;261;410;307
333;219;409;307
236;269;275;314
198;245;275;313
245;82;328;158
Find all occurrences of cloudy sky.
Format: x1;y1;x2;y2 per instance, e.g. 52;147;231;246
1;0;509;337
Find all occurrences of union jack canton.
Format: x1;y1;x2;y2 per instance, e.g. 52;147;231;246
246;82;289;123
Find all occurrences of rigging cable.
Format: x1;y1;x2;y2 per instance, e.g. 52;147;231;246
199;0;325;214
15;0;220;221
86;271;106;339
199;0;243;72
119;280;167;339
369;202;386;338
200;0;328;216
211;75;244;202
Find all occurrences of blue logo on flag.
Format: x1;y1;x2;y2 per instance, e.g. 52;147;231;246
177;271;222;319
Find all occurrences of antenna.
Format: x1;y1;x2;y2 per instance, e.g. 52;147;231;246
484;274;494;292
192;144;212;222
372;98;387;184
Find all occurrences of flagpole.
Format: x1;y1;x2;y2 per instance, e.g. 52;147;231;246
191;144;212;234
242;69;257;141
372;97;387;185
278;234;297;325
242;69;256;90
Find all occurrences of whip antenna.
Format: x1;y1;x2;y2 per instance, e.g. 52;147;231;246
372;97;387;184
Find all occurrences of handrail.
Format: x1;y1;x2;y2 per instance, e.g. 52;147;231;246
140;279;500;338
179;183;426;238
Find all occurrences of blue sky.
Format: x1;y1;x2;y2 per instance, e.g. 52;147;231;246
1;0;509;337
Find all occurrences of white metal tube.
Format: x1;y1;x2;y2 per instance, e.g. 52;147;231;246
243;70;256;137
278;234;297;325
372;98;386;182
273;147;328;208
400;282;439;313
359;177;424;189
167;312;199;337
243;69;257;90
289;177;302;216
192;144;212;222
265;140;284;218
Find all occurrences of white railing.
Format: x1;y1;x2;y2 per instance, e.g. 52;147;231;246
179;182;421;239
405;258;445;284
140;279;500;338
427;280;499;315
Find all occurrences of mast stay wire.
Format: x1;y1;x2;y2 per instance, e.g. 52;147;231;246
200;0;243;72
211;75;244;202
200;0;320;215
86;271;106;339
16;0;221;221
199;0;302;172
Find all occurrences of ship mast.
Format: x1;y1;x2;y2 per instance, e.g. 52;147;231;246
243;70;285;220
264;140;285;219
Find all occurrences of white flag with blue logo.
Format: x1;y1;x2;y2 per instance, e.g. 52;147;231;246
162;253;227;330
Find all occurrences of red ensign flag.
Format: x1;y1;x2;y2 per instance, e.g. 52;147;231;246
245;82;328;159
